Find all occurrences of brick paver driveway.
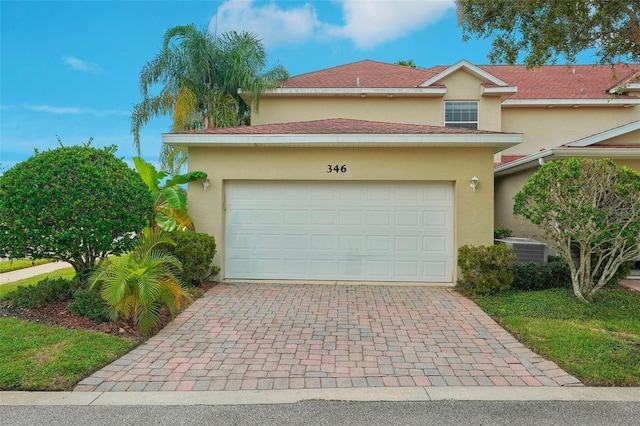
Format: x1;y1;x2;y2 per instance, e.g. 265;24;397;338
76;283;581;392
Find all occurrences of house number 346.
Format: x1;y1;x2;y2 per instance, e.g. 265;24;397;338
327;164;347;173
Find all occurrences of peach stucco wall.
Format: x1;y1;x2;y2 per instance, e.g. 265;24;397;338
500;108;639;155
495;159;640;243
186;145;496;282
252;69;503;132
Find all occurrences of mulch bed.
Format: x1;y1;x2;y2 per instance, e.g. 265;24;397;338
0;281;219;342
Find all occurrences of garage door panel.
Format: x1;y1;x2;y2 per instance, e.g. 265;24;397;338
225;181;453;282
366;260;391;276
339;235;364;250
311;235;336;250
395;236;419;251
395;211;420;226
367;211;391;226
339;211;363;225
366;235;391;251
311;211;335;225
394;261;419;277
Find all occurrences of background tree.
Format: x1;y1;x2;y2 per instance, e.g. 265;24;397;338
457;0;640;67
131;25;289;174
396;59;417;68
0;143;155;275
513;158;640;302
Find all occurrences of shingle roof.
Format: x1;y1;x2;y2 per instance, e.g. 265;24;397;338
282;60;640;100
282;60;439;88
479;64;640;99
177;118;503;135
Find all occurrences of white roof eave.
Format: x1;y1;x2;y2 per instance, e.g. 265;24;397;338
164;132;522;153
495;147;640;176
245;87;448;97
502;99;640;107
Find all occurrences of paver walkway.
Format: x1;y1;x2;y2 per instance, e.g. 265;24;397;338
76;283;582;392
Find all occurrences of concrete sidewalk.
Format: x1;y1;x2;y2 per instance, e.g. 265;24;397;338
0;262;72;285
3;387;640;405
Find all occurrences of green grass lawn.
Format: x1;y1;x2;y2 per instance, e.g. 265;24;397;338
471;287;640;386
0;267;76;299
0;259;52;273
0;317;136;391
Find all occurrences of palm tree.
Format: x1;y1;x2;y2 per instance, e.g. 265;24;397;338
90;229;191;335
131;25;289;174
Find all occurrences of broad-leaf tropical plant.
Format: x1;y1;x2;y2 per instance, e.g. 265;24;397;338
131;24;289;174
133;156;206;232
90;229;191;335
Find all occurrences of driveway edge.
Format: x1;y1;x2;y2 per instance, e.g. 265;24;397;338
3;387;640;406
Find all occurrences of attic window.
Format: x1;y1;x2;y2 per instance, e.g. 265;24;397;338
444;101;478;129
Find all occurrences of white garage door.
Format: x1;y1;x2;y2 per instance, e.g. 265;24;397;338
224;181;454;282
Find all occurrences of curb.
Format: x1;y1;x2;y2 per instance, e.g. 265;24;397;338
3;387;640;406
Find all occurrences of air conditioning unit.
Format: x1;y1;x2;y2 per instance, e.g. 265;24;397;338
495;237;548;264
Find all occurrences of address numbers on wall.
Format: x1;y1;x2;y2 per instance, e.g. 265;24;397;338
327;164;347;173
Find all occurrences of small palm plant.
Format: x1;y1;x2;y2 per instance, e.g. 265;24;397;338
90;229;191;335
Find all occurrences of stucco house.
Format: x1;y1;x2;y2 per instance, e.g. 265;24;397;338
163;60;640;284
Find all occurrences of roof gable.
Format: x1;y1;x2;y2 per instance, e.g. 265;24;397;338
277;60;640;103
419;59;510;87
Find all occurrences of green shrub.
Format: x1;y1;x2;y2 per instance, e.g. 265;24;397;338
456;245;515;295
604;260;635;288
511;256;571;291
8;277;79;308
0;143;154;274
493;227;513;239
166;231;219;286
543;256;572;288
69;288;108;322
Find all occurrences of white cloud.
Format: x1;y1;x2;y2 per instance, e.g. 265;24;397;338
62;56;103;74
24;105;128;116
213;0;323;47
333;0;455;49
211;0;455;49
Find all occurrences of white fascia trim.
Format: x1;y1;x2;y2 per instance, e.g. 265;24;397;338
609;83;640;94
255;87;447;96
502;99;640;106
481;86;518;95
494;150;554;175
494;147;640;176
566;121;640;147
420;59;510;87
163;133;522;152
551;147;640;158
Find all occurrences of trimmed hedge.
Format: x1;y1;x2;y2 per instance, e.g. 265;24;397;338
165;231;219;286
7;277;79;308
511;256;571;291
456;245;515;295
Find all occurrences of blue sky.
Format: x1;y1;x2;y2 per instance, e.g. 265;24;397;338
0;0;600;174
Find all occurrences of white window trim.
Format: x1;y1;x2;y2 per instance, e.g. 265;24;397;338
444;101;479;129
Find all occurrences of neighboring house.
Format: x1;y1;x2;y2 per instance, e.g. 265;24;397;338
164;60;640;283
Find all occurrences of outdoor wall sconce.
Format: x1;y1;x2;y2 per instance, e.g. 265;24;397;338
470;176;479;192
202;178;210;190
